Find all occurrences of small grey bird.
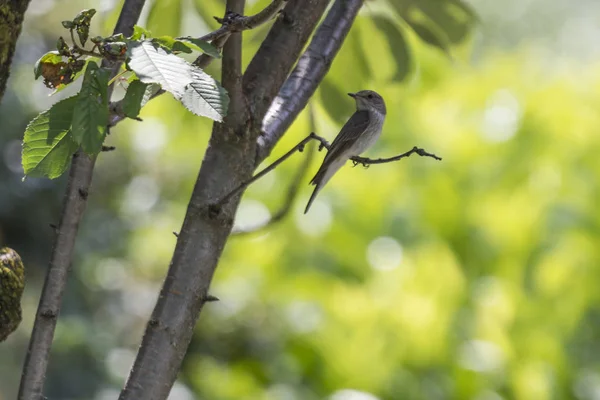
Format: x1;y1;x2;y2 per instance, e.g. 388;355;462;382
305;90;387;214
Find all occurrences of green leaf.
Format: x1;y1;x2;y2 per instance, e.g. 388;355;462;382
177;37;221;58
406;19;451;56
371;16;412;82
71;62;110;154
147;0;182;37
73;8;96;26
130;25;152;41
412;0;474;43
34;51;62;79
128;40;193;99
181;69;229;122
122;80;149;118
318;79;352;124
22;97;79;179
387;0;476;55
152;36;193;54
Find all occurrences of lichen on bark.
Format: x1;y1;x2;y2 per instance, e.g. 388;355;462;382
0;247;25;341
0;0;32;102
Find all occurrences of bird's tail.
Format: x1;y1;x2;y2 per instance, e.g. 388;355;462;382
304;182;323;214
304;159;345;214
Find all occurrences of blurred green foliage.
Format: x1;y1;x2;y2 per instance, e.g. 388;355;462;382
2;0;600;399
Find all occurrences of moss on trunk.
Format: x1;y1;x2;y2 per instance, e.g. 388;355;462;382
0;0;32;102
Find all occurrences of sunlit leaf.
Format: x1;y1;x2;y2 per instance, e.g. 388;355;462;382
177;37;221;58
128;40;192;98
130;25;152;41
22;97;79;179
181;69;229;121
34;51;62;79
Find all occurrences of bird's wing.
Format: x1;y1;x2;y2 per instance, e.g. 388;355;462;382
310;110;371;185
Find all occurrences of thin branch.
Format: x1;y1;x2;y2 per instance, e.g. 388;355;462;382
242;0;331;128
257;0;364;163
17;0;146;398
232;132;314;235
220;4;246;129
192;1;287;67
215;132;441;210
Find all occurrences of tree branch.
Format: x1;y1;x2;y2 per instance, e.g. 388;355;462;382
242;0;331;129
232;132;314;235
257;0;364;163
17;1;146;398
215;132;441;211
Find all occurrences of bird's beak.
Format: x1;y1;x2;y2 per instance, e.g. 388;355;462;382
347;92;357;98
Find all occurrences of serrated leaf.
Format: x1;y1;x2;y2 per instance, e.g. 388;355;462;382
34;51;62;79
122;80;149;118
22;97;79;179
177;37;221;58
141;83;161;107
372;16;412;82
147;0;182;37
71;62;110;154
128;40;193;99
181;69;229;121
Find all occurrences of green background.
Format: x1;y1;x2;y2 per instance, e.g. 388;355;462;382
2;0;600;399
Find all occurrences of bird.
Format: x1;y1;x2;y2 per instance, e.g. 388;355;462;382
305;90;387;214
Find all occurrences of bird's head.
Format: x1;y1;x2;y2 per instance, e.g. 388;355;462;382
348;90;386;115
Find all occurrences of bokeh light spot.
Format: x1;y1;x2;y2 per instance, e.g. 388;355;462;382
367;236;403;271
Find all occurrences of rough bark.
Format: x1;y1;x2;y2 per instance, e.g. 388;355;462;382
0;0;31;103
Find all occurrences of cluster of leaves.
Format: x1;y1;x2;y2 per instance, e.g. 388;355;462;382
24;10;229;180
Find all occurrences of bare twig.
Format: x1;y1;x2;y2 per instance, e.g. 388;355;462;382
257;0;365;163
232;136;314;235
192;1;287;67
215;132;441;210
18;0;146;398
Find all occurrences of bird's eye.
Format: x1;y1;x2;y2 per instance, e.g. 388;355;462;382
367;94;373;99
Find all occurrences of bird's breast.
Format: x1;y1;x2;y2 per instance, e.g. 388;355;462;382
350;110;385;156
